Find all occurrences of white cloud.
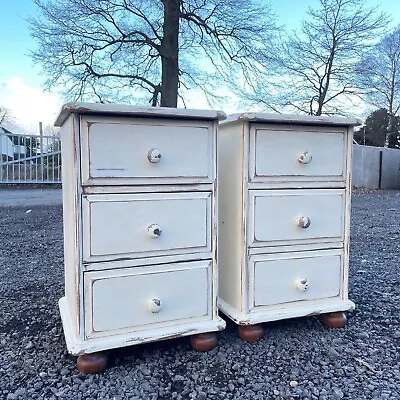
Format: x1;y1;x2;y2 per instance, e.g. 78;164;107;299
0;77;62;126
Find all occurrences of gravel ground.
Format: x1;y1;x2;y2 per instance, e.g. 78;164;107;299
1;191;400;400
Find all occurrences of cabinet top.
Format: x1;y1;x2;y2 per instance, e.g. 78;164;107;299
222;112;362;127
54;102;227;127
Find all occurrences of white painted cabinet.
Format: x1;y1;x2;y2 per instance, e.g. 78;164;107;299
55;102;226;371
217;113;360;338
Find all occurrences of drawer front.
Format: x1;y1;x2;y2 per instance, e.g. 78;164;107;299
84;261;211;338
249;125;347;182
248;189;345;247
82;192;212;262
80;117;214;184
250;250;342;309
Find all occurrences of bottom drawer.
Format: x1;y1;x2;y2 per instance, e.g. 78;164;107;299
84;261;211;338
250;249;342;309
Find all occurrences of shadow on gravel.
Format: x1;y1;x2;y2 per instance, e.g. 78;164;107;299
1;192;400;399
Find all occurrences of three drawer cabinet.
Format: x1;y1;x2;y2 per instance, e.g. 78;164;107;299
55;102;226;373
217;113;360;341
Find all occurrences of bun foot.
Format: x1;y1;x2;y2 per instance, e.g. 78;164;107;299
320;312;347;328
238;324;264;342
190;332;217;352
77;352;108;374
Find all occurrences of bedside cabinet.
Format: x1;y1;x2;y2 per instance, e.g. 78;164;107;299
55;102;226;373
217;113;360;341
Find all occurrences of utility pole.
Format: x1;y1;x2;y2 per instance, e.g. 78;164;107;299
39;121;44;180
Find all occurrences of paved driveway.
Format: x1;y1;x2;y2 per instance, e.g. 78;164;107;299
0;187;62;207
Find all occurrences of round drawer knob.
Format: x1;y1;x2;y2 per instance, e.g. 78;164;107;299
297;216;311;229
147;148;162;163
147;224;162;238
295;278;309;292
298;151;312;164
148;298;162;313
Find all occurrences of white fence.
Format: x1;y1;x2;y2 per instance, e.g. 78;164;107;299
1;131;399;188
0;130;61;184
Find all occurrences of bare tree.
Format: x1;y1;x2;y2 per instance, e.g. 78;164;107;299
0;106;14;127
355;26;400;146
242;0;387;116
29;0;278;108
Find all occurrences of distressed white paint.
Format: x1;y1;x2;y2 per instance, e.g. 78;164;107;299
216;121;247;311
57;103;225;355
218;114;357;325
250;125;346;182
250;250;342;308
55;101;227;127
82;192;212;262
248;189;345;246
59;114;81;337
59;297;225;355
224;112;361;127
218;297;356;326
83;183;213;195
79;116;215;185
84;261;211;338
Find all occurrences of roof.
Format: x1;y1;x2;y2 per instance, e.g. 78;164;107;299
0;126;13;135
54;102;227;126
0;126;22;145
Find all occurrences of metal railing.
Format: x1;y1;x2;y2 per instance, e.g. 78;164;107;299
0;131;61;184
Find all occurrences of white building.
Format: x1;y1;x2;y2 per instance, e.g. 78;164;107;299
0;126;27;161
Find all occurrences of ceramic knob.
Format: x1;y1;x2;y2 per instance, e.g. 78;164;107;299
298;151;312;164
147;224;162;238
297;216;311;229
295;278;309;292
148;298;162;313
147;148;162;163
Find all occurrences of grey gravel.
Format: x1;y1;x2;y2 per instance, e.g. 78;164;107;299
1;190;400;399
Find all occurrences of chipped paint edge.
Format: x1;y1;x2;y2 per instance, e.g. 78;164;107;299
54;101;227;127
60;297;226;355
222;112;362;127
219;297;355;326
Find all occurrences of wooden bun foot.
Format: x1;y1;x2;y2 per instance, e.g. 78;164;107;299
319;312;347;328
238;324;264;342
77;352;108;374
190;332;217;352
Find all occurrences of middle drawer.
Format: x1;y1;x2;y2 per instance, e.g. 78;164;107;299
82;192;212;262
248;188;345;248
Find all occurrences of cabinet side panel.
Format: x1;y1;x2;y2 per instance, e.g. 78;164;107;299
60;114;81;337
212;121;218;318
218;123;245;311
343;127;353;300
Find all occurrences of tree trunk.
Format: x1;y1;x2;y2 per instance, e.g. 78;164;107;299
386;66;396;147
386;112;394;147
160;0;180;108
316;47;336;116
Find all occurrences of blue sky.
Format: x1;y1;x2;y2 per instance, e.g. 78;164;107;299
1;0;400;125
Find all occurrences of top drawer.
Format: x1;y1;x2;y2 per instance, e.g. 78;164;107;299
80;117;215;185
249;125;348;184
